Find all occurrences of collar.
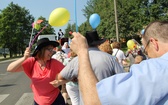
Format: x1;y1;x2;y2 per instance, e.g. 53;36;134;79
88;47;100;51
160;52;168;60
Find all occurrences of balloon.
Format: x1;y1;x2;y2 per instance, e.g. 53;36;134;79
36;19;43;24
89;13;100;29
127;40;135;50
34;24;41;30
141;29;145;35
32;20;43;28
32;23;35;28
49;8;70;27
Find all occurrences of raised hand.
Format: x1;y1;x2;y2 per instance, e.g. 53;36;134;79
24;47;31;59
70;32;88;55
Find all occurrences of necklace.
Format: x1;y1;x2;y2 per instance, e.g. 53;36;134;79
38;60;47;70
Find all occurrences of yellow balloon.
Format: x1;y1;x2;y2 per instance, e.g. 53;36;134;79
49;8;70;27
127;40;135;50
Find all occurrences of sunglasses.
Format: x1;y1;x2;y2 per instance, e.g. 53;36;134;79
46;48;54;52
143;40;150;55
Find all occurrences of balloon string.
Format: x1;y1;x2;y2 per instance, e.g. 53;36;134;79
29;28;34;47
74;0;78;32
29;25;47;48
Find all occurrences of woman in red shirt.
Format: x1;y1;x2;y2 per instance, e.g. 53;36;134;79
7;38;66;105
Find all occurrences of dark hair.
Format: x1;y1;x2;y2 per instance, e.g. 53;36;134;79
36;46;48;60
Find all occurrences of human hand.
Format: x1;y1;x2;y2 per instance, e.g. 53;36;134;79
50;80;60;87
50;80;62;88
70;32;88;55
24;47;31;59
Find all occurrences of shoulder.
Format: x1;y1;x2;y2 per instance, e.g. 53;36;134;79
113;48;118;51
27;57;35;61
118;49;124;53
89;50;115;61
23;57;35;64
50;58;61;64
130;57;166;73
64;57;78;67
50;58;64;68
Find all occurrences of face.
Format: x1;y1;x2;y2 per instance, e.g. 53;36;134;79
141;37;157;58
44;45;55;60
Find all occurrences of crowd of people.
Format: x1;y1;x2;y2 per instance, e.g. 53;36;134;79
7;20;168;105
69;20;168;105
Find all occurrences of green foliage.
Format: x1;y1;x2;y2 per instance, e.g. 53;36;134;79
64;23;76;38
0;2;34;57
0;2;55;57
35;16;55;35
64;0;168;43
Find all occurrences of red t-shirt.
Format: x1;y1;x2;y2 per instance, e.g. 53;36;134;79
22;57;64;105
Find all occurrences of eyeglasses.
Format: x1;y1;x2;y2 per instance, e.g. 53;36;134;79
143;40;150;55
46;48;54;52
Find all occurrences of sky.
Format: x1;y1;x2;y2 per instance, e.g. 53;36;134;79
0;0;88;33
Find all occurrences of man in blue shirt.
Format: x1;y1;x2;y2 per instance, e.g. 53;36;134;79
69;20;168;105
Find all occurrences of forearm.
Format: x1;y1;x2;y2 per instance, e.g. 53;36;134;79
58;79;69;85
7;57;26;72
78;49;101;105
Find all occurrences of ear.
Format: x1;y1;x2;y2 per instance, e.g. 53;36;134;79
150;38;159;51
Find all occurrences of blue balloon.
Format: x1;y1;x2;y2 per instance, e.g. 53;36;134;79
141;29;145;35
89;13;100;29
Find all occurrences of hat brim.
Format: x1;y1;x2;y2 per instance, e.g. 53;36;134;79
89;38;106;46
32;41;59;57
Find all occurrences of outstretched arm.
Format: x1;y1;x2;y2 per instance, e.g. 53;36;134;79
7;47;30;72
70;32;101;105
50;73;69;88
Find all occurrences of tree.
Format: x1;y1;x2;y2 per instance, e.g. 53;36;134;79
0;2;34;57
64;23;75;38
34;16;55;35
69;0;168;42
30;16;56;47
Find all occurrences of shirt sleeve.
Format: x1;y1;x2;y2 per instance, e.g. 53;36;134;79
55;60;65;73
60;57;78;80
50;59;64;74
22;57;36;78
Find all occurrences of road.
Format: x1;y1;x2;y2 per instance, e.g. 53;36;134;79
0;60;33;105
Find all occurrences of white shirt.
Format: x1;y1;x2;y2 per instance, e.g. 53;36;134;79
112;48;126;67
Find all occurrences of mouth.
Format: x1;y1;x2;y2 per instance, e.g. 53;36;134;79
47;54;52;59
49;54;53;58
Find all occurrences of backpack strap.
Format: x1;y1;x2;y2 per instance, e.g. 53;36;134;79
115;49;119;56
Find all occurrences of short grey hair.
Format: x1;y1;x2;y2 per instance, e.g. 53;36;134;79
144;21;168;43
